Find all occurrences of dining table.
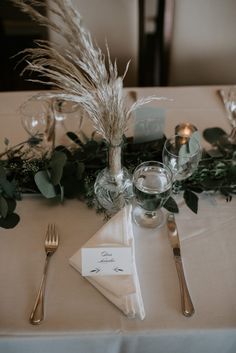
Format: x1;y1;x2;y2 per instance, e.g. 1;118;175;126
0;86;236;353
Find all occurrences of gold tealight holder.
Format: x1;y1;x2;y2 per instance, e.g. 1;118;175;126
175;123;198;138
174;123;198;146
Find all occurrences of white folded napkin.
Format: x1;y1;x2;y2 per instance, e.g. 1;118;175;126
69;205;145;320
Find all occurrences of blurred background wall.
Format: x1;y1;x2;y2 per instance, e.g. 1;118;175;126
167;0;236;86
0;0;159;90
0;0;48;91
0;0;236;91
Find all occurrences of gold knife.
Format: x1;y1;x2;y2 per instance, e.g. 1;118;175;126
167;213;195;317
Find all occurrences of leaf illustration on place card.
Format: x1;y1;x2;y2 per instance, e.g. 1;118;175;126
90;267;101;274
113;267;124;273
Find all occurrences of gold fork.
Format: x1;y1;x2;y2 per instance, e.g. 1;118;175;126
29;224;59;325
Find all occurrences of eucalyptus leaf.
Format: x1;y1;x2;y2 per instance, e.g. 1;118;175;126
184;189;198;214
63;162;77;178
189;135;200;154
203;127;226;144
58;183;64;203
49;151;67;185
0;167;15;198
63;177;79;198
0;213;20;229
229;165;236;180
163;196;179;213
0;178;15;198
178;135;200;168
84;140;99;154
76;162;85;179
191;131;201;143
6;198;17;214
0;166;6;179
0;195;8;218
34;170;57;198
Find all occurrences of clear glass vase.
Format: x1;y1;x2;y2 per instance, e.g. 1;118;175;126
94;143;133;213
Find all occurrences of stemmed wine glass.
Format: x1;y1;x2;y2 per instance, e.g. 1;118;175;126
132;161;173;228
162;134;202;191
224;86;236;128
222;86;236;143
52;99;84;146
20;97;55;154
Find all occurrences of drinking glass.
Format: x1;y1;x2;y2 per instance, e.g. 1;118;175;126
20;97;54;152
53;99;84;146
162;134;201;183
132;161;173;228
225;86;236;128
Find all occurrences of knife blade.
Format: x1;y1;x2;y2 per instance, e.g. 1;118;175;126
167;213;195;317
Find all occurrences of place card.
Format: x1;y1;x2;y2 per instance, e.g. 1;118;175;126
81;247;132;276
133;106;165;143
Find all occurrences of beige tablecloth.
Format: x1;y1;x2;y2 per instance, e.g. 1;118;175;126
0;87;235;353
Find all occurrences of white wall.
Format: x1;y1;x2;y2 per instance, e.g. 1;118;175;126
168;0;236;85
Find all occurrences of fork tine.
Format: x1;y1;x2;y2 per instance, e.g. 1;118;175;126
53;224;57;244
45;224;51;243
50;224;54;243
51;224;57;245
54;224;59;245
45;224;50;243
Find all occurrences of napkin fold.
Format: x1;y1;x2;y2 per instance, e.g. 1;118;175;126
69;205;145;320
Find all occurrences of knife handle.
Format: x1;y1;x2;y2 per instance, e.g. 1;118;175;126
174;256;195;317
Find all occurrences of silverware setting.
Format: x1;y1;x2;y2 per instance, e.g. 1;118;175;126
29;218;193;322
29;224;59;325
167;214;195;317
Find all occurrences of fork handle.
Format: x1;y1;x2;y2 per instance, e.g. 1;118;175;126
174;256;195;317
29;255;50;325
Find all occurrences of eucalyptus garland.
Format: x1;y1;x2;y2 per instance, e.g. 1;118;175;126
0;128;235;229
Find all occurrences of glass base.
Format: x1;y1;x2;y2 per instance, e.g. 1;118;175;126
94;167;133;213
132;205;165;229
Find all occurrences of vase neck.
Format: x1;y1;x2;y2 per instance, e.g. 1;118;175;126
108;144;122;176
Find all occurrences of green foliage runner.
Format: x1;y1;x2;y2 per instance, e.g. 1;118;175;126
0;128;235;228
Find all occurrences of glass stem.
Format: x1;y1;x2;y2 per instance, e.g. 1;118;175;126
173;180;182;194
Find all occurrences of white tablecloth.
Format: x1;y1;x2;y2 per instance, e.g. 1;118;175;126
0;87;235;353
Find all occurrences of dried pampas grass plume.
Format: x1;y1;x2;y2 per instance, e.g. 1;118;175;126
11;0;162;145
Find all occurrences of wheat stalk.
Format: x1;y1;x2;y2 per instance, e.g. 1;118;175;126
11;0;162;145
